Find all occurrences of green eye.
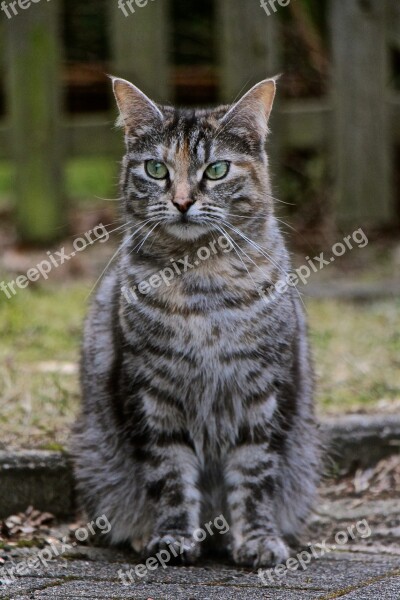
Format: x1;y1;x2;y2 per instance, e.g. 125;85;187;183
145;160;169;180
204;161;230;181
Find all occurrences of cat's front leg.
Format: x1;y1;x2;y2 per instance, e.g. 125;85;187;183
140;440;202;564
225;432;290;569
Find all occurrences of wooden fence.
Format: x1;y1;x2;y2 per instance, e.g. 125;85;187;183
0;0;399;243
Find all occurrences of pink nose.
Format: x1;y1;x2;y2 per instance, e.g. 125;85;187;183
172;198;195;214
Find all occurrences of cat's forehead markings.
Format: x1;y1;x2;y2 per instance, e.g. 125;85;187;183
175;139;191;177
166;116;191;172
195;137;206;164
162;110;214;166
165;139;179;164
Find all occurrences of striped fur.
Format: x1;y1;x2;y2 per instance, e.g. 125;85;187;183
72;78;320;568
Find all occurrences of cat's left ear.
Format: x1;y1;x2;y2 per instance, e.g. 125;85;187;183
110;76;164;134
220;78;277;139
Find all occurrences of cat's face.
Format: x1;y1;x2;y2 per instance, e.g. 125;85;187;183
113;78;276;243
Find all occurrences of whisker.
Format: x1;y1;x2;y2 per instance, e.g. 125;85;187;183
94;196;124;202
85;217;162;300
273;216;317;250
220;220;307;312
228;78;254;107
134;220;164;253
224;212;267;220
212;78;253;140
213;223;261;294
212;106;247;143
202;215;271;284
223;221;286;274
68;219;124;240
274;217;301;235
102;222;133;237
267;194;295;206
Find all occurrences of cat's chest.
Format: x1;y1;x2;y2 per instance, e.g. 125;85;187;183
125;261;267;352
123;279;275;399
142;290;264;362
121;272;281;452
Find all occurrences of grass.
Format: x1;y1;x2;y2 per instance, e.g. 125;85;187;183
0;160;14;208
308;299;400;415
0;283;87;450
65;157;119;202
0;280;399;449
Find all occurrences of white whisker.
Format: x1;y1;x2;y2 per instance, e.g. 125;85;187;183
134;220;164;253
85;216;162;300
220;219;307;312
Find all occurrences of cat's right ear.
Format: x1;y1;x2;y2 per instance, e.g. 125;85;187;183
110;76;163;134
219;78;277;140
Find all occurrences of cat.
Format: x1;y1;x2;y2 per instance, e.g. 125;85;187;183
72;76;320;568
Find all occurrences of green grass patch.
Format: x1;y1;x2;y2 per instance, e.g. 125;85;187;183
0;284;86;363
0;158;119;208
308;299;400;414
66;157;119;203
0;283;88;450
0;161;14;209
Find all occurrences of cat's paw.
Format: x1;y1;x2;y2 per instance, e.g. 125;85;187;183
233;535;289;569
145;533;201;565
131;536;148;554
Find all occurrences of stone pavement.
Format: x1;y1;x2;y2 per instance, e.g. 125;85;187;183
1;551;400;599
1;492;400;600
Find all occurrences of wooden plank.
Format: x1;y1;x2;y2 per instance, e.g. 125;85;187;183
389;95;400;145
0;124;9;158
0;20;5;80
0;116;124;160
387;0;400;50
330;0;392;225
63;117;123;158
279;100;332;149
5;0;65;243
0;96;399;160
109;0;171;102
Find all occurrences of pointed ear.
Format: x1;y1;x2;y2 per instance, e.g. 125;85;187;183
220;78;277;139
110;76;163;134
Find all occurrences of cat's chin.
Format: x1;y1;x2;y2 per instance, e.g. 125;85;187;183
164;222;211;241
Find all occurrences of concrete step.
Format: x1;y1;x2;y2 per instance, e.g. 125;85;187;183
1;415;399;518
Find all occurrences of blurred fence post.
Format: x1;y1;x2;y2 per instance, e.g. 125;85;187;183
6;0;65;244
330;0;392;226
216;0;282;179
109;0;172;102
216;0;281;103
0;20;5;81
388;0;400;50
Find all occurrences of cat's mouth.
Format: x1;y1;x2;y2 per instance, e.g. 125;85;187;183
179;213;190;224
164;217;212;241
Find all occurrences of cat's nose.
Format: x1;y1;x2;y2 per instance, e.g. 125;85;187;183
172;198;195;214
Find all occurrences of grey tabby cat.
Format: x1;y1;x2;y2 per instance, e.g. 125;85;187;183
72;76;320;568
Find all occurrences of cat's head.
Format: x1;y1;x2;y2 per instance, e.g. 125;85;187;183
112;77;276;244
